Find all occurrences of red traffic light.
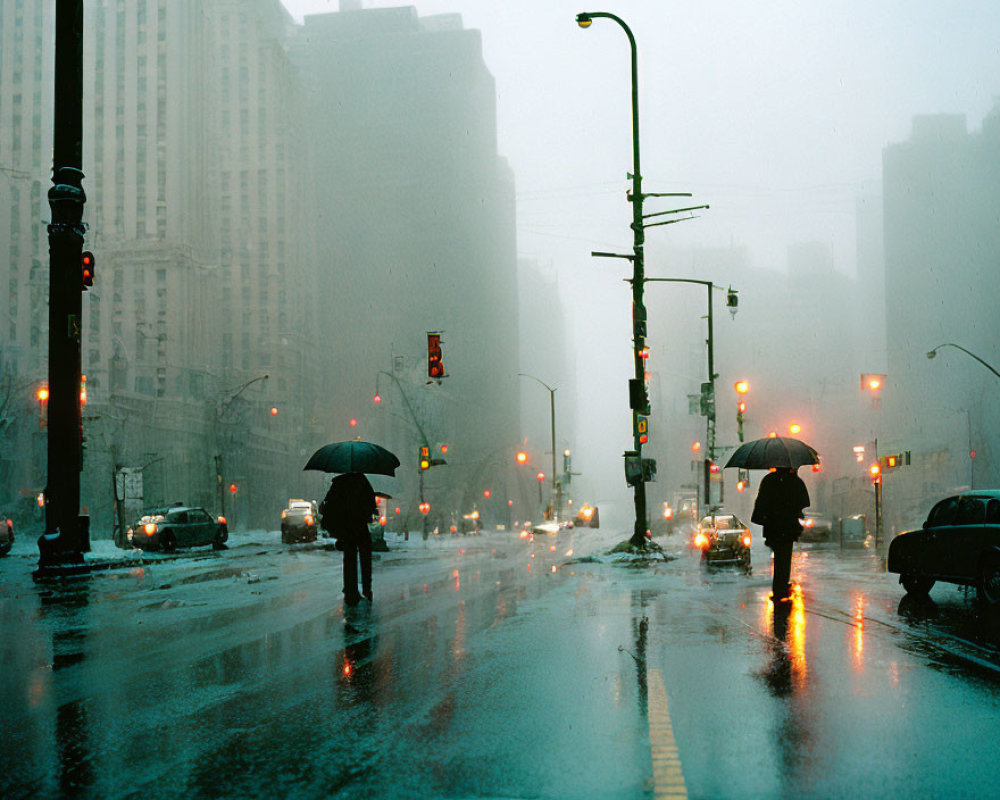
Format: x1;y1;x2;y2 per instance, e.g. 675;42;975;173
483;489;491;498
229;482;238;494
427;333;445;379
81;251;94;289
536;472;546;482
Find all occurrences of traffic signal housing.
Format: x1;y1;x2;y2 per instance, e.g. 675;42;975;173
81;251;95;289
427;332;445;380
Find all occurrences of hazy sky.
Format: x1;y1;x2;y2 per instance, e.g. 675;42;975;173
284;0;1000;276
283;0;1000;513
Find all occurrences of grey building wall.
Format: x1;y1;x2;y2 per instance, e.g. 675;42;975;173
294;7;521;526
881;105;1000;528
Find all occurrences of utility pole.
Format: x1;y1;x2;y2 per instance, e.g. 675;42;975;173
39;0;88;570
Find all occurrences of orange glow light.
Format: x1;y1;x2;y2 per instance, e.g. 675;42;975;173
516;451;528;465
734;380;750;394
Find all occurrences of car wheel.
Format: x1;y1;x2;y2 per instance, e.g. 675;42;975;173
160;532;177;553
977;557;1000;606
900;574;934;597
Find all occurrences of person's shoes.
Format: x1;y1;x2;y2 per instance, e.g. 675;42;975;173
343;590;362;607
362;589;373;602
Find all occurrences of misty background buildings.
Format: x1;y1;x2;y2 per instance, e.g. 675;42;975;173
0;0;997;537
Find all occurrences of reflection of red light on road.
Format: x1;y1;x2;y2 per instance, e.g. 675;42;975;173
853;594;865;669
550;544;556;552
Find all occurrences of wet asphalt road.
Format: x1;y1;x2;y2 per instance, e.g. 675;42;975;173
4;529;1000;799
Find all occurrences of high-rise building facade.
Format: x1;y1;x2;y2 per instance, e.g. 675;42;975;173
293;6;522;526
881;105;1000;525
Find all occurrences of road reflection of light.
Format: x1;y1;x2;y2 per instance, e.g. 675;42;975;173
761;584;809;691
551;565;557;574
788;585;807;690
550;544;556;552
890;661;899;686
565;548;574;556
852;594;865;671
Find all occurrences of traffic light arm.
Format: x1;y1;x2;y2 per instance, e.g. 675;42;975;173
377;370;431;445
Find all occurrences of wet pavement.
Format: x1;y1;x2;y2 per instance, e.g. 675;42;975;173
4;529;1000;798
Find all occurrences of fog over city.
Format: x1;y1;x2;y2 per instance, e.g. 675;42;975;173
287;0;1000;529
2;0;999;537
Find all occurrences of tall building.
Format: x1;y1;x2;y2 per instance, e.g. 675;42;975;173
881;105;1000;525
0;0;321;531
293;6;522;526
0;0;54;508
1;0;526;534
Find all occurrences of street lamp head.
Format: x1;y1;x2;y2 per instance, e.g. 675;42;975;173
576;12;593;28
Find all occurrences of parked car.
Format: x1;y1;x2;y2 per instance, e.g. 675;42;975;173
281;499;318;543
127;505;228;552
887;491;1000;603
693;513;752;569
0;518;13;556
799;510;834;543
840;514;870;547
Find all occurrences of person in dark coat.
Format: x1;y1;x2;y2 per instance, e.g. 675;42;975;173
751;467;810;601
321;472;377;606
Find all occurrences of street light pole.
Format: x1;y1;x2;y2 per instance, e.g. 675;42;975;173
39;0;87;569
519;374;559;520
576;11;647;546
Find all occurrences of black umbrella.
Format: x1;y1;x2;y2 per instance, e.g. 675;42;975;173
724;436;820;470
304;440;400;476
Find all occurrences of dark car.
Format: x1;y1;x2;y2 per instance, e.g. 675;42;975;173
887;491;1000;603
693;513;752;569
281;499;318;543
0;518;13;556
127;505;228;552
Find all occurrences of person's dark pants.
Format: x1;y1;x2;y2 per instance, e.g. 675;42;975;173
770;538;794;599
342;530;372;599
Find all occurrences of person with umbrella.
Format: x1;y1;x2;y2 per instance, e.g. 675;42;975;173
726;436;816;602
752;467;810;601
305;440;400;607
321;472;377;606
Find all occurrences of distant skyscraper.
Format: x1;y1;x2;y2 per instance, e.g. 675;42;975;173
294;7;521;511
882;105;1000;500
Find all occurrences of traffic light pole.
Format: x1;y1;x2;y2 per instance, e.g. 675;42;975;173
39;0;87;569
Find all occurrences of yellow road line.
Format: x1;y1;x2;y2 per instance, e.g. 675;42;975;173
647;668;688;799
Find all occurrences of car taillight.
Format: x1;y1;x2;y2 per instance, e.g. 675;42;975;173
694;532;709;549
802;518;815;527
305;514;314;526
281;509;288;520
743;534;752;547
218;516;227;526
143;522;157;536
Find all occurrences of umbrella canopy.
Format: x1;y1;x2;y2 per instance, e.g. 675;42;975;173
724;436;820;470
304;440;400;476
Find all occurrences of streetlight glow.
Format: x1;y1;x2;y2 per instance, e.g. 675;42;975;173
788;423;802;435
734;380;750;394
